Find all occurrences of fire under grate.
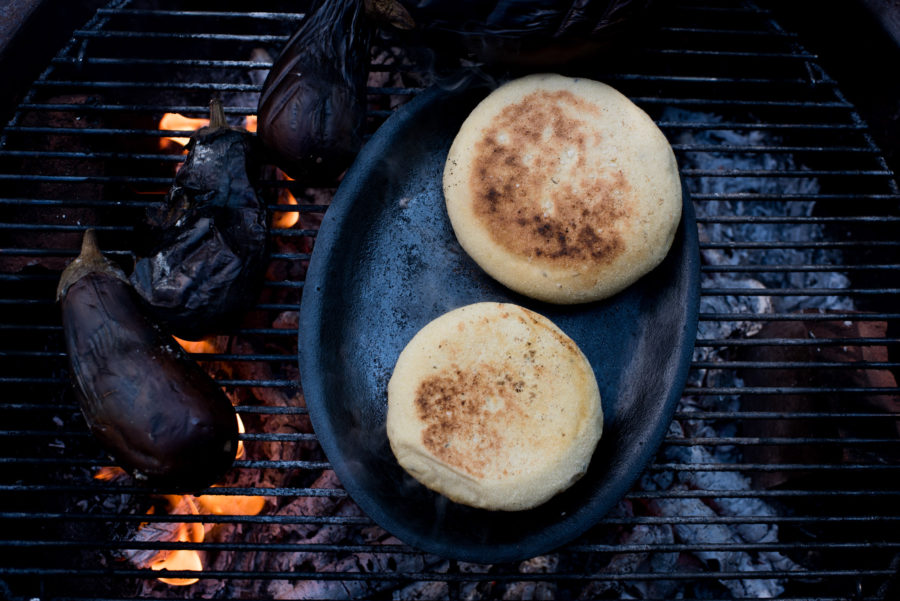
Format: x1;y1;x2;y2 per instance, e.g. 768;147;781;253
1;0;899;599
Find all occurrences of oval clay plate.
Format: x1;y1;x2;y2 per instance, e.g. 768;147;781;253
299;82;700;563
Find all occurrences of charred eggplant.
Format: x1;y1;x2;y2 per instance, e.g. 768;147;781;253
130;99;268;340
59;230;239;490
257;0;370;182
396;0;651;66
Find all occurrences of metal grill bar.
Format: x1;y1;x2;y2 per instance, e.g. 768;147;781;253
4;540;899;554
0;567;894;582
4;511;897;527
647;48;817;58
658;26;797;37
0;482;897;499
94;9;306;19
0;0;898;599
697;314;900;322
72;30;291;43
13;98;858;112
660;122;867;129
674;411;900;419
0;595;881;601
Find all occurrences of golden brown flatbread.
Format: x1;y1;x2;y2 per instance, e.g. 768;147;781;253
443;73;682;303
386;302;603;511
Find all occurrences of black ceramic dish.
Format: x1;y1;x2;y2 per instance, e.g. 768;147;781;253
299;82;700;563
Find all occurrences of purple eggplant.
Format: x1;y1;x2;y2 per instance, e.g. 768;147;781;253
58;230;239;490
257;0;370;182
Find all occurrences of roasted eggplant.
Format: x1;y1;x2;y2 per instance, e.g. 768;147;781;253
257;0;370;182
59;230;239;490
130;99;268;340
396;0;652;65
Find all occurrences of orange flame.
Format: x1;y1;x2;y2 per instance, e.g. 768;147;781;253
173;336;218;354
244;115;258;133
150;497;203;586
158;113;209;148
150;523;202;586
93;466;127;481
92;349;266;587
195;487;266;516
274;171;300;229
235;413;246;460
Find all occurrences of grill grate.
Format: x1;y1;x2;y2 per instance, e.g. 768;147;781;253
1;0;899;599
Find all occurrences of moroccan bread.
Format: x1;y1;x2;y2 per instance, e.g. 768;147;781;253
386;302;603;511
443;73;682;304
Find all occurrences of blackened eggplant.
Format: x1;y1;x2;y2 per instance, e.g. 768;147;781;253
59;230;239;490
130;99;268;340
396;0;651;66
257;0;370;182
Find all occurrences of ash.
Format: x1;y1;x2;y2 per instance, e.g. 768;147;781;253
576;108;855;599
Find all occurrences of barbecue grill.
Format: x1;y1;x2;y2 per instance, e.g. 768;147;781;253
1;0;899;599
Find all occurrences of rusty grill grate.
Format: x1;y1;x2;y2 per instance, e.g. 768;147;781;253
1;0;899;599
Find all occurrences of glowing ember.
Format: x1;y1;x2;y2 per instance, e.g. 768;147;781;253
244;115;258;133
274;171;300;229
158;113;209;148
93;466;126;481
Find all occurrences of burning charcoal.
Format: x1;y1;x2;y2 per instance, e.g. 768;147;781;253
739;315;900;488
663;421;782;545
262;471;445;599
273;310;299;330
457;561;496;600
278;549;432;599
648;490;792;598
686;273;774;403
502;555;558;600
395;579;450;600
578;521;677;600
121;496;203;570
665;104;855;389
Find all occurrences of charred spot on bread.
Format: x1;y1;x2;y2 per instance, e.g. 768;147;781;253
387;303;603;511
469;89;628;269
414;365;513;479
444;74;681;304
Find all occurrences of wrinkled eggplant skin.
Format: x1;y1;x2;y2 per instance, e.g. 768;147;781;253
59;233;238;491
257;0;370;183
130;108;268;341
397;0;651;66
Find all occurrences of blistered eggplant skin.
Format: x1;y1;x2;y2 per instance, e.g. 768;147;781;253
130;99;268;340
257;0;369;182
59;231;238;490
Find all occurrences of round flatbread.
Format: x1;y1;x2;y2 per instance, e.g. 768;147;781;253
443;73;682;304
386;302;603;511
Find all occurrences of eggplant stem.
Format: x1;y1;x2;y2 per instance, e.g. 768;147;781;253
208;98;227;131
80;228;101;261
57;229;128;301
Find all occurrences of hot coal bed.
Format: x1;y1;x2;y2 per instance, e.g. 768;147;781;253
1;1;899;600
